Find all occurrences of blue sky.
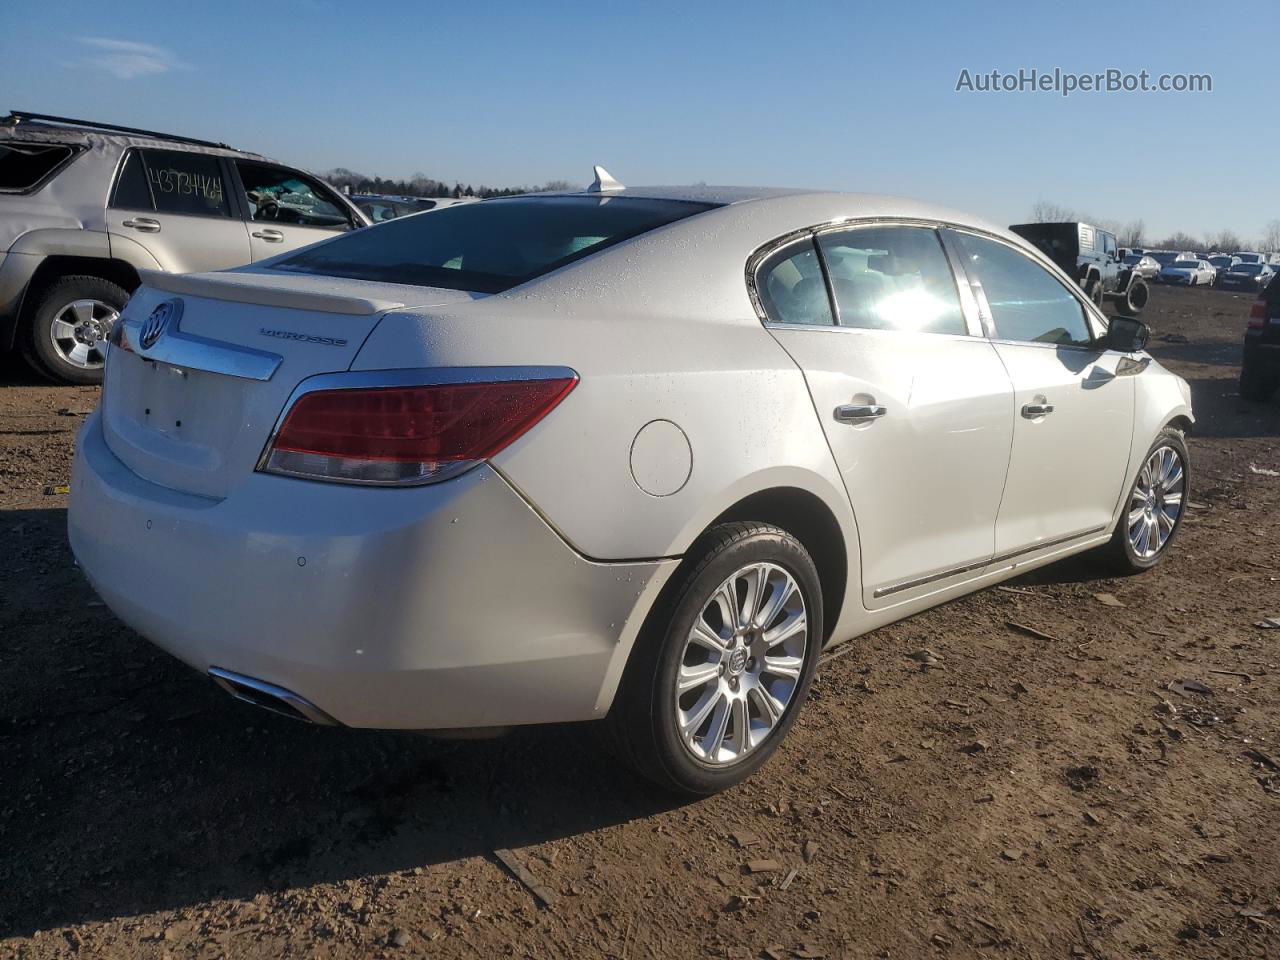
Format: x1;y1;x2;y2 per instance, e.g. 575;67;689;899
2;0;1275;242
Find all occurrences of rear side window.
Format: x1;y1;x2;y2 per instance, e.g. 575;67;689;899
140;149;230;217
110;150;152;209
275;195;717;293
0;141;78;193
951;231;1093;347
818;226;966;335
755;239;833;326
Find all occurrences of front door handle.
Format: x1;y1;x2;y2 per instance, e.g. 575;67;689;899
122;217;160;233
252;229;285;242
1021;400;1055;418
834;402;888;423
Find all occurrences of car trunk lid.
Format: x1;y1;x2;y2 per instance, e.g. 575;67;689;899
101;270;477;499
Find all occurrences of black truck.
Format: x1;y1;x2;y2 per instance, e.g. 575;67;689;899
1009;222;1149;315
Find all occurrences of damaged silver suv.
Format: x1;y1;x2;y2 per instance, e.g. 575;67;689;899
0;110;369;383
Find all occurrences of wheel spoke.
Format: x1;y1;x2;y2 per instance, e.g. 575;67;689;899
701;694;731;760
762;654;803;680
763;610;806;648
50;319;76;341
71;301;94;325
67;342;90;365
714;580;743;632
1127;506;1146;528
689;620;728;654
723;697;749;759
753;574;794;631
740;564;766;628
1162;464;1183;492
677;661;720;693
680;688;721;739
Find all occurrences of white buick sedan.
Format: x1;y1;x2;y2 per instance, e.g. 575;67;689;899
69;174;1194;794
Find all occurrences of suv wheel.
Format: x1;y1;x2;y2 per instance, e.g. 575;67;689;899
1115;279;1148;314
24;275;127;385
1098;427;1189;574
609;522;823;795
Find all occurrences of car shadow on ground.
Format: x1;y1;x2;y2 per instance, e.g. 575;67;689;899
1180;376;1280;439
0;508;685;937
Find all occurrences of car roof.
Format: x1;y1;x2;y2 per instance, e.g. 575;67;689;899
0;117;266;161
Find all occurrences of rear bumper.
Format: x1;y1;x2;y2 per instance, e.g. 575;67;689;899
68;413;675;729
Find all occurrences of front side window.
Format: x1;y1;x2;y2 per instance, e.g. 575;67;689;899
110;149;152;210
139;149;230;217
276;195;717;294
236;161;350;228
817;226;965;335
755;239;833;326
951;231;1093;347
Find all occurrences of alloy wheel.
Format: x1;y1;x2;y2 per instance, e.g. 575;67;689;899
49;299;117;370
674;562;808;766
1128;445;1185;559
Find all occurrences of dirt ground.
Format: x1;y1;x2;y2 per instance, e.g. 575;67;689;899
2;284;1278;960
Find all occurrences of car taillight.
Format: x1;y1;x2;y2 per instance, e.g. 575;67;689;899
260;377;577;485
1248;299;1266;329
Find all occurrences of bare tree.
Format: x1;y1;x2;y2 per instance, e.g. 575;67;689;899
1030;200;1076;222
1263;219;1280;254
1117;220;1145;248
1209;230;1242;254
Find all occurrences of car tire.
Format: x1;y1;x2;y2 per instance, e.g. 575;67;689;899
1098;426;1190;575
608;521;823;796
23;275;128;385
1087;279;1104;308
1240;360;1278;402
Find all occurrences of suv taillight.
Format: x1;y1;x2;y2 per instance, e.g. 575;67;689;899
260;377;577;485
1248;299;1266;329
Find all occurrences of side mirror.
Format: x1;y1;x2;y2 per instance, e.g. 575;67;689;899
1106;316;1149;353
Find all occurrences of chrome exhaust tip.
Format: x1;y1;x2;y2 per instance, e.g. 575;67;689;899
208;667;339;726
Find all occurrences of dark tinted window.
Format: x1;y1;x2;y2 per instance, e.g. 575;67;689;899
276;195;717;293
142;149;230;217
110;150;152;209
755;240;833;326
818;226;965;335
952;232;1093;347
0;141;77;192
237;161;350;228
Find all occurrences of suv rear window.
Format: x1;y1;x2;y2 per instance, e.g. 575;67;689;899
0;142;78;192
274;195;717;293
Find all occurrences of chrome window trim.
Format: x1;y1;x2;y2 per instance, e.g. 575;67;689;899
254;365;580;482
747;217;985;339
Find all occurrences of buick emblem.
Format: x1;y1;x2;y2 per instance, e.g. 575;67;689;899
140;299;181;350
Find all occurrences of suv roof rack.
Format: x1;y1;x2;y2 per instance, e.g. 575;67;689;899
4;110;236;151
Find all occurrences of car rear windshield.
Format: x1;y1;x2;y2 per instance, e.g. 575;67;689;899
0;141;78;192
1235;264;1264;275
274;195;718;293
1172;260;1200;268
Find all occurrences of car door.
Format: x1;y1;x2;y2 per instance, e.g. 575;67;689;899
944;229;1135;557
758;223;1015;609
107;148;251;273
231;160;359;261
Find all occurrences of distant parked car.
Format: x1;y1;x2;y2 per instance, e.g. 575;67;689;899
1208;255;1242;275
1159;259;1216;286
1123;254;1161;279
1217;262;1275;292
0;109;370;383
352;194;476;223
1232;252;1266;265
1148;251;1194;270
1241;273;1280;400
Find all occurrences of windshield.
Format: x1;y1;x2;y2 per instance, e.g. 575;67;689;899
1236;254;1262;263
1151;252;1178;263
274;195;717;293
1171;260;1200;269
1234;264;1264;275
1123;255;1143;264
1209;257;1232;267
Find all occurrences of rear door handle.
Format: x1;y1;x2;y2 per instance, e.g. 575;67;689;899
122;217;160;233
1021;401;1055;418
252;229;284;242
834;403;888;423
